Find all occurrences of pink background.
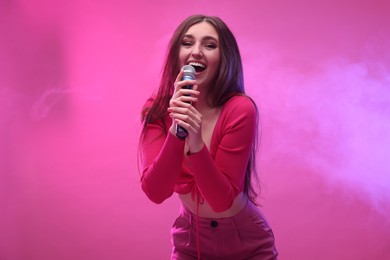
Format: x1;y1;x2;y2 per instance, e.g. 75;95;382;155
1;0;389;259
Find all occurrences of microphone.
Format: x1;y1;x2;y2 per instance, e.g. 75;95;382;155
175;65;196;139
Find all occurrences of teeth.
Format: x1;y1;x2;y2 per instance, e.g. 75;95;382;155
188;62;206;68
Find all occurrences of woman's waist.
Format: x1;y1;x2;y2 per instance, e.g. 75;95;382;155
178;192;248;218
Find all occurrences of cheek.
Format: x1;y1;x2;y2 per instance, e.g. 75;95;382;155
210;56;221;70
178;52;184;61
211;52;220;65
178;48;184;57
178;52;188;66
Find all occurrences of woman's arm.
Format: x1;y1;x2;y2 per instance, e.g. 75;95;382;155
140;119;185;204
188;97;257;212
140;70;199;204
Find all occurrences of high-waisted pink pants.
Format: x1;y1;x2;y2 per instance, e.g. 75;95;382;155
170;200;278;260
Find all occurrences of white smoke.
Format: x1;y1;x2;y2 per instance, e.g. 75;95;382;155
252;52;390;216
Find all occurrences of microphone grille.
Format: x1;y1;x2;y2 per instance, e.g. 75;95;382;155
182;65;195;79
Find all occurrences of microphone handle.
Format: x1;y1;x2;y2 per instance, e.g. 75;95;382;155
175;85;192;139
176;125;188;139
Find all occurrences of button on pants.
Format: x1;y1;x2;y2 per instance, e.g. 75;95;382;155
171;200;278;260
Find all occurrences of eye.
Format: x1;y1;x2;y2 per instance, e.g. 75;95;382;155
205;43;217;49
182;41;193;47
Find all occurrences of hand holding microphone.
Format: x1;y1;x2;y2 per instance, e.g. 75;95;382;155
168;65;201;141
175;65;196;139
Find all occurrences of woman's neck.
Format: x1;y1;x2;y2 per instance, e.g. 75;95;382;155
196;88;213;113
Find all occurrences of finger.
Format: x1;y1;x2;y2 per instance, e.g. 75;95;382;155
172;70;184;95
175;88;199;99
175;80;196;93
169;90;199;108
174;116;201;133
174;69;184;86
172;90;199;103
169;106;202;125
168;106;191;115
174;70;197;93
169;100;197;111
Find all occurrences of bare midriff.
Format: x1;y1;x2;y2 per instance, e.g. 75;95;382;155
178;192;248;218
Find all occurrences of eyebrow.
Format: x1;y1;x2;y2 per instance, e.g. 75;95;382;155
182;34;219;42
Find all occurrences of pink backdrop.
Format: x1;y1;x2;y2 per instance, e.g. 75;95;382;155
1;0;389;259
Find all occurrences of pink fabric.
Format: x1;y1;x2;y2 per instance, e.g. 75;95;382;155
171;200;278;260
140;95;256;212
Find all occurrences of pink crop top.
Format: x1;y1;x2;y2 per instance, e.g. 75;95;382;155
140;95;256;212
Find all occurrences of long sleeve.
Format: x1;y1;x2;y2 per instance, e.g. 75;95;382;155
140;118;185;204
187;96;256;212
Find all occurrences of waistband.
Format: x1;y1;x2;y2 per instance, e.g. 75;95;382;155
179;199;262;229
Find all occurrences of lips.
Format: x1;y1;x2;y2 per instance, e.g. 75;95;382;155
188;62;206;73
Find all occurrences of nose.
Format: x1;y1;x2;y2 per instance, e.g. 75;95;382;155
191;43;203;57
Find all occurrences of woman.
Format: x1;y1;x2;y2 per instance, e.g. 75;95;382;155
139;14;278;260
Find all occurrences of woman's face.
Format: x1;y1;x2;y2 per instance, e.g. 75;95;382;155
178;21;221;89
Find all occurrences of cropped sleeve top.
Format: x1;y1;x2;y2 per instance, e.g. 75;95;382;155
139;95;257;212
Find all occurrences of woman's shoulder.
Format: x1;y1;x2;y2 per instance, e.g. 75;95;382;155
223;94;256;113
215;94;257;136
216;94;257;129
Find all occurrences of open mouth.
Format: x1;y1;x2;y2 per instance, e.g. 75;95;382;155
188;62;206;73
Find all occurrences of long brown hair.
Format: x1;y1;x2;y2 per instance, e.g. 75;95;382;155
140;14;261;203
